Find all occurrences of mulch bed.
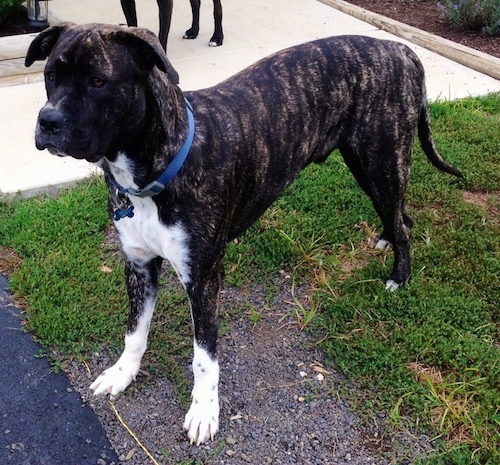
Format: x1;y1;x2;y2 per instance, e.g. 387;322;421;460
344;0;500;58
0;6;42;37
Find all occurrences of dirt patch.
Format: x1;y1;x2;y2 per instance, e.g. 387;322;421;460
463;190;500;222
0;247;21;275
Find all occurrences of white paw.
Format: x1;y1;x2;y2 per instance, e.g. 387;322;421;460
89;358;140;397
183;382;220;445
184;340;220;444
385;279;401;291
375;238;392;250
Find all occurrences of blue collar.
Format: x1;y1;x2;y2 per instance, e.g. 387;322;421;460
112;98;195;198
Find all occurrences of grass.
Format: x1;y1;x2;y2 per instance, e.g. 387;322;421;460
0;93;499;463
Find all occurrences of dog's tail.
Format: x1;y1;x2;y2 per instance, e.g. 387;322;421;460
418;94;463;178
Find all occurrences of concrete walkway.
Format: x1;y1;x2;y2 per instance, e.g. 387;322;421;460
0;0;499;197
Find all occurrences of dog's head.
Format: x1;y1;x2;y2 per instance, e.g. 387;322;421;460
25;23;179;162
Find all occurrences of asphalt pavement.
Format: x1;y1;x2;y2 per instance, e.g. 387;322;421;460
0;274;118;464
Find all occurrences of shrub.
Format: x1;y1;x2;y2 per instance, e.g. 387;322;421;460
0;0;25;25
437;0;500;36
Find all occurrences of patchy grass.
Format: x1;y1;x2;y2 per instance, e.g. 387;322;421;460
0;93;499;463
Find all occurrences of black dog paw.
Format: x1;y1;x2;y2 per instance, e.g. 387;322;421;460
209;34;223;47
183;27;199;40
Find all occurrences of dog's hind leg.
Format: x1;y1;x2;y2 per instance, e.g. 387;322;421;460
183;264;223;444
370;157;413;290
90;257;163;396
339;143;413;290
376;200;413;290
375;213;413;252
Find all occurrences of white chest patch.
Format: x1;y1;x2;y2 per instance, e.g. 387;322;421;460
107;153;191;286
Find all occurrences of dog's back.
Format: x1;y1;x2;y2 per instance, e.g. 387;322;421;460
186;36;431;237
190;36;422;171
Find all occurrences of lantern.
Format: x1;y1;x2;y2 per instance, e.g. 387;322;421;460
27;0;49;29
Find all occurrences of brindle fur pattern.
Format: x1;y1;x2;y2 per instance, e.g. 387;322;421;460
25;23;461;444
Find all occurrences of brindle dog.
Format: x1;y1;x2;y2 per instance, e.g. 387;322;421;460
25;23;461;445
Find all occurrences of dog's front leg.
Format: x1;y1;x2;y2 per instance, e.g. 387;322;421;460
120;0;138;26
184;0;201;40
90;256;162;396
156;0;173;51
183;267;222;445
209;0;223;47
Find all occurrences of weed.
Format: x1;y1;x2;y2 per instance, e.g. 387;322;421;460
247;304;262;327
287;277;319;330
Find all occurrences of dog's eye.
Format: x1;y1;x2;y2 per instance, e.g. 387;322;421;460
46;71;56;82
90;77;106;88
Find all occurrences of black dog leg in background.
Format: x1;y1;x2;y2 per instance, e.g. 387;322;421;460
210;0;223;46
120;0;138;27
184;0;223;46
120;0;172;50
184;0;200;39
157;0;173;50
121;0;222;49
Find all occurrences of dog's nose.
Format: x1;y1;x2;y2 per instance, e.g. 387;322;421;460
38;107;65;134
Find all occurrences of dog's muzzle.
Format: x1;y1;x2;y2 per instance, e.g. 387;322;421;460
35;105;99;161
38;106;65;137
36;106;66;153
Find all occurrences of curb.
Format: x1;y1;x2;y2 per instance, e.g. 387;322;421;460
0;33;44;87
318;0;500;81
0;9;63;87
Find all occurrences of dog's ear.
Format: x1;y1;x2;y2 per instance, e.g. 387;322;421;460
25;22;74;67
115;28;180;84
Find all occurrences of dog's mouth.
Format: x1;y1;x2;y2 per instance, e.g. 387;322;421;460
41;142;68;157
35;133;69;156
35;132;103;163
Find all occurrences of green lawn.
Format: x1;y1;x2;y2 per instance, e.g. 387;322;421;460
1;94;499;464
